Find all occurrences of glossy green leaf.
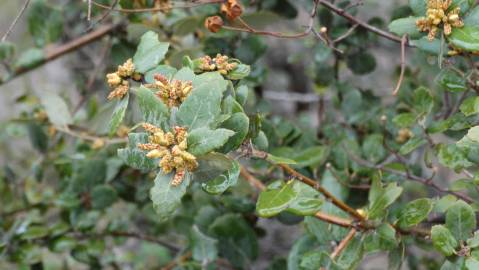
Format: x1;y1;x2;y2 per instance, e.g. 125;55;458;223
202;160;240;195
257;181;297;218
399;137;427;155
218;112;249;153
446;200;476;241
393;113;416;128
40;92;72;127
14;48;45;70
227;63;251;80
431;225;458;256
364;223;398;252
266;154;297;165
368;182;403;219
177;73;227;129
397;198;433;228
187;127;234;156
190;225;218;262
287;181;323;216
449;26;479;52
460;97;479;116
466;258;479;270
409;0;427;15
135;86;169;128
293;146;330;168
388;17;422;37
118;133;157;170
150;171;191;222
438;143;473;171
133;31;169;73
108;94;129;136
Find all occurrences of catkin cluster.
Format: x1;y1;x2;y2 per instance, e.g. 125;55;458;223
416;0;464;41
106;59;140;100
199;54;238;75
147;74;193;108
138;123;198;186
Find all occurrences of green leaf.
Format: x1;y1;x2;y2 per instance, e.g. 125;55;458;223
202;160;240;195
118;133;157;170
437;69;467;92
449;26;479;52
91;185;118;210
190;225;218;262
135;86;169;128
364;223;398;252
397;198;433;228
150;171;191;222
393;113;416;128
413;86;433;116
177;73;227;129
144;65;177;83
362;134;386;164
133;31;169;73
388;17;422;37
438;143;473;171
409;0;427;16
434;195;458;213
28;0;63;47
208;214;258;269
293;146;330;168
187;127;235;156
411;36;446;55
235;85;249;106
467;231;479;248
286;181;323;216
466;258;479;270
368;182;403;219
27;123;48;153
192;153;233;182
446;200;476;241
288;235;318;270
464;6;479;26
227;63;251;80
14;48;45;70
40;92;73;127
108;94;129;136
218;112;249;153
431;225;458;256
399;137;427;155
266;154;297;165
460;97;479;116
336;236;364;269
257;181;297;218
20;225;49;240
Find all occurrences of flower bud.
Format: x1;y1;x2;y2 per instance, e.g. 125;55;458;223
204;16;224;33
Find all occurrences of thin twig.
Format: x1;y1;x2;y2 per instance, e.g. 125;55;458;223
344;146;473;203
56;125;127;145
1;0;31;42
224;0;320;39
85;0;119;32
88;0;92;21
1;23;122;86
317;0;411;46
91;0;224;13
331;228;357;259
393;35;407;95
333;24;359;43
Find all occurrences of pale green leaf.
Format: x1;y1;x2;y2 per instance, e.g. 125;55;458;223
133;31;169;73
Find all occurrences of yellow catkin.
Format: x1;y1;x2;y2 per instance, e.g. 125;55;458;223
149;74;193;108
199;54;238;75
106;58;136;100
138;123;198;186
416;0;464;41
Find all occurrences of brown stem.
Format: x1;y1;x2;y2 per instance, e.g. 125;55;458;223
1;23;122;86
318;0;411;46
331;228;357;259
393;34;407;95
278;163;365;220
223;0;320;39
91;0;225;13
